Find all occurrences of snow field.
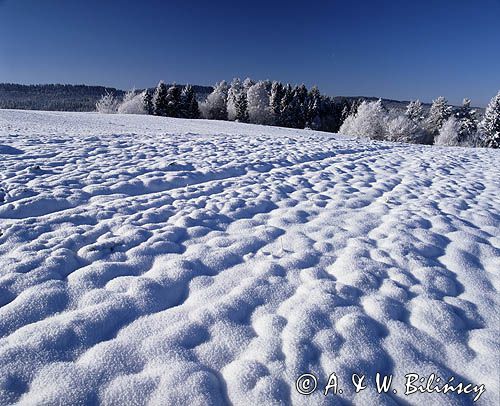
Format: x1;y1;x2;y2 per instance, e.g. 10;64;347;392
0;110;498;405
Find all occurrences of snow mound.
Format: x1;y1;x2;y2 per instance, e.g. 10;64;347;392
0;110;498;405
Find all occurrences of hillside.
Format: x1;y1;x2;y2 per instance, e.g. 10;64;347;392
0;83;213;112
0;111;498;405
0;83;484;115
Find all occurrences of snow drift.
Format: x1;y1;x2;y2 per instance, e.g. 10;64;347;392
0;110;498;405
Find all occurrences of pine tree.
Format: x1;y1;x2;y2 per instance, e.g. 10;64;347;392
455;98;477;142
243;78;255;91
269;81;284;125
181;84;199;119
293;84;308;128
405;100;424;122
227;78;243;121
481;91;500;148
153;81;169;116
165;85;182;117
143;89;154;115
427;96;452;137
306;86;322;129
235;92;249;122
279;84;295;128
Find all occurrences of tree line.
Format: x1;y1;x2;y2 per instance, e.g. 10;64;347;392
96;79;500;148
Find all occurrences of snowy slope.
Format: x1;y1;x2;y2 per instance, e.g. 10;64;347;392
0;110;498;405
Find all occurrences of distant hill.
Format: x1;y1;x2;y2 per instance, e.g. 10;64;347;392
0;83;483;115
0;83;213;112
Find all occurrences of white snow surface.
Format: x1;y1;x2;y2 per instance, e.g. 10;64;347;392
0;110;498;405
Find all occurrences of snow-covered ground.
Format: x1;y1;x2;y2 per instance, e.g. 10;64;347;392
0;110;498;405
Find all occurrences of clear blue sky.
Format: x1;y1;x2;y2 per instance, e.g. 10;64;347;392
1;0;499;105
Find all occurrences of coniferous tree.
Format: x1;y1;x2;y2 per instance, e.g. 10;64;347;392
181;84;199;119
454;98;477;142
405;100;424;122
280;84;295;128
143;89;154;115
292;84;308;128
243;78;255;92
153;81;169;116
427;96;452;139
269;81;284;125
235;92;249;122
227;78;244;121
166;85;182;117
306;86;322;129
480;91;500;148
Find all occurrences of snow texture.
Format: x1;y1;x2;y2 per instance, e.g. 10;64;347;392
0;110;498;405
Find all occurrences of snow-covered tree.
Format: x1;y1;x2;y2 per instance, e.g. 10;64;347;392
480;91;500;148
269;81;284;125
165;85;182;117
279;84;295;128
435;117;461;146
143;89;154;115
454;98;478;143
405;100;424;122
227;78;244;121
306;86;322;129
153;81;169;116
235;92;249;123
243;77;255;92
386;113;425;144
339;100;387;140
427;96;452;137
180;84;199;119
96;92;119;114
292;84;308;128
117;89;146;114
200;81;228;120
247;80;272;124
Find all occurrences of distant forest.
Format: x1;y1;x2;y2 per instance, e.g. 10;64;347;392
0;83;213;112
0;83;455;114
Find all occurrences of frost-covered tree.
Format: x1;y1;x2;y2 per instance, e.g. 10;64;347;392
180;84;199;119
200;80;228;120
165;85;182;117
405;100;424;122
269;81;284;125
235;92;249;123
427;96;452;138
143;89;154;115
292;84;308;128
435;117;461;146
386;113;425;144
454;98;477;143
96;92;119;114
247;80;272;124
306;86;322;129
480;91;500;148
243;77;255;92
339;100;387;140
279;84;295;128
227;78;244;121
118;89;146;114
153;81;169;116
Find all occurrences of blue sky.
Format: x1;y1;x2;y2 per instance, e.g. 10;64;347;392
1;0;499;105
